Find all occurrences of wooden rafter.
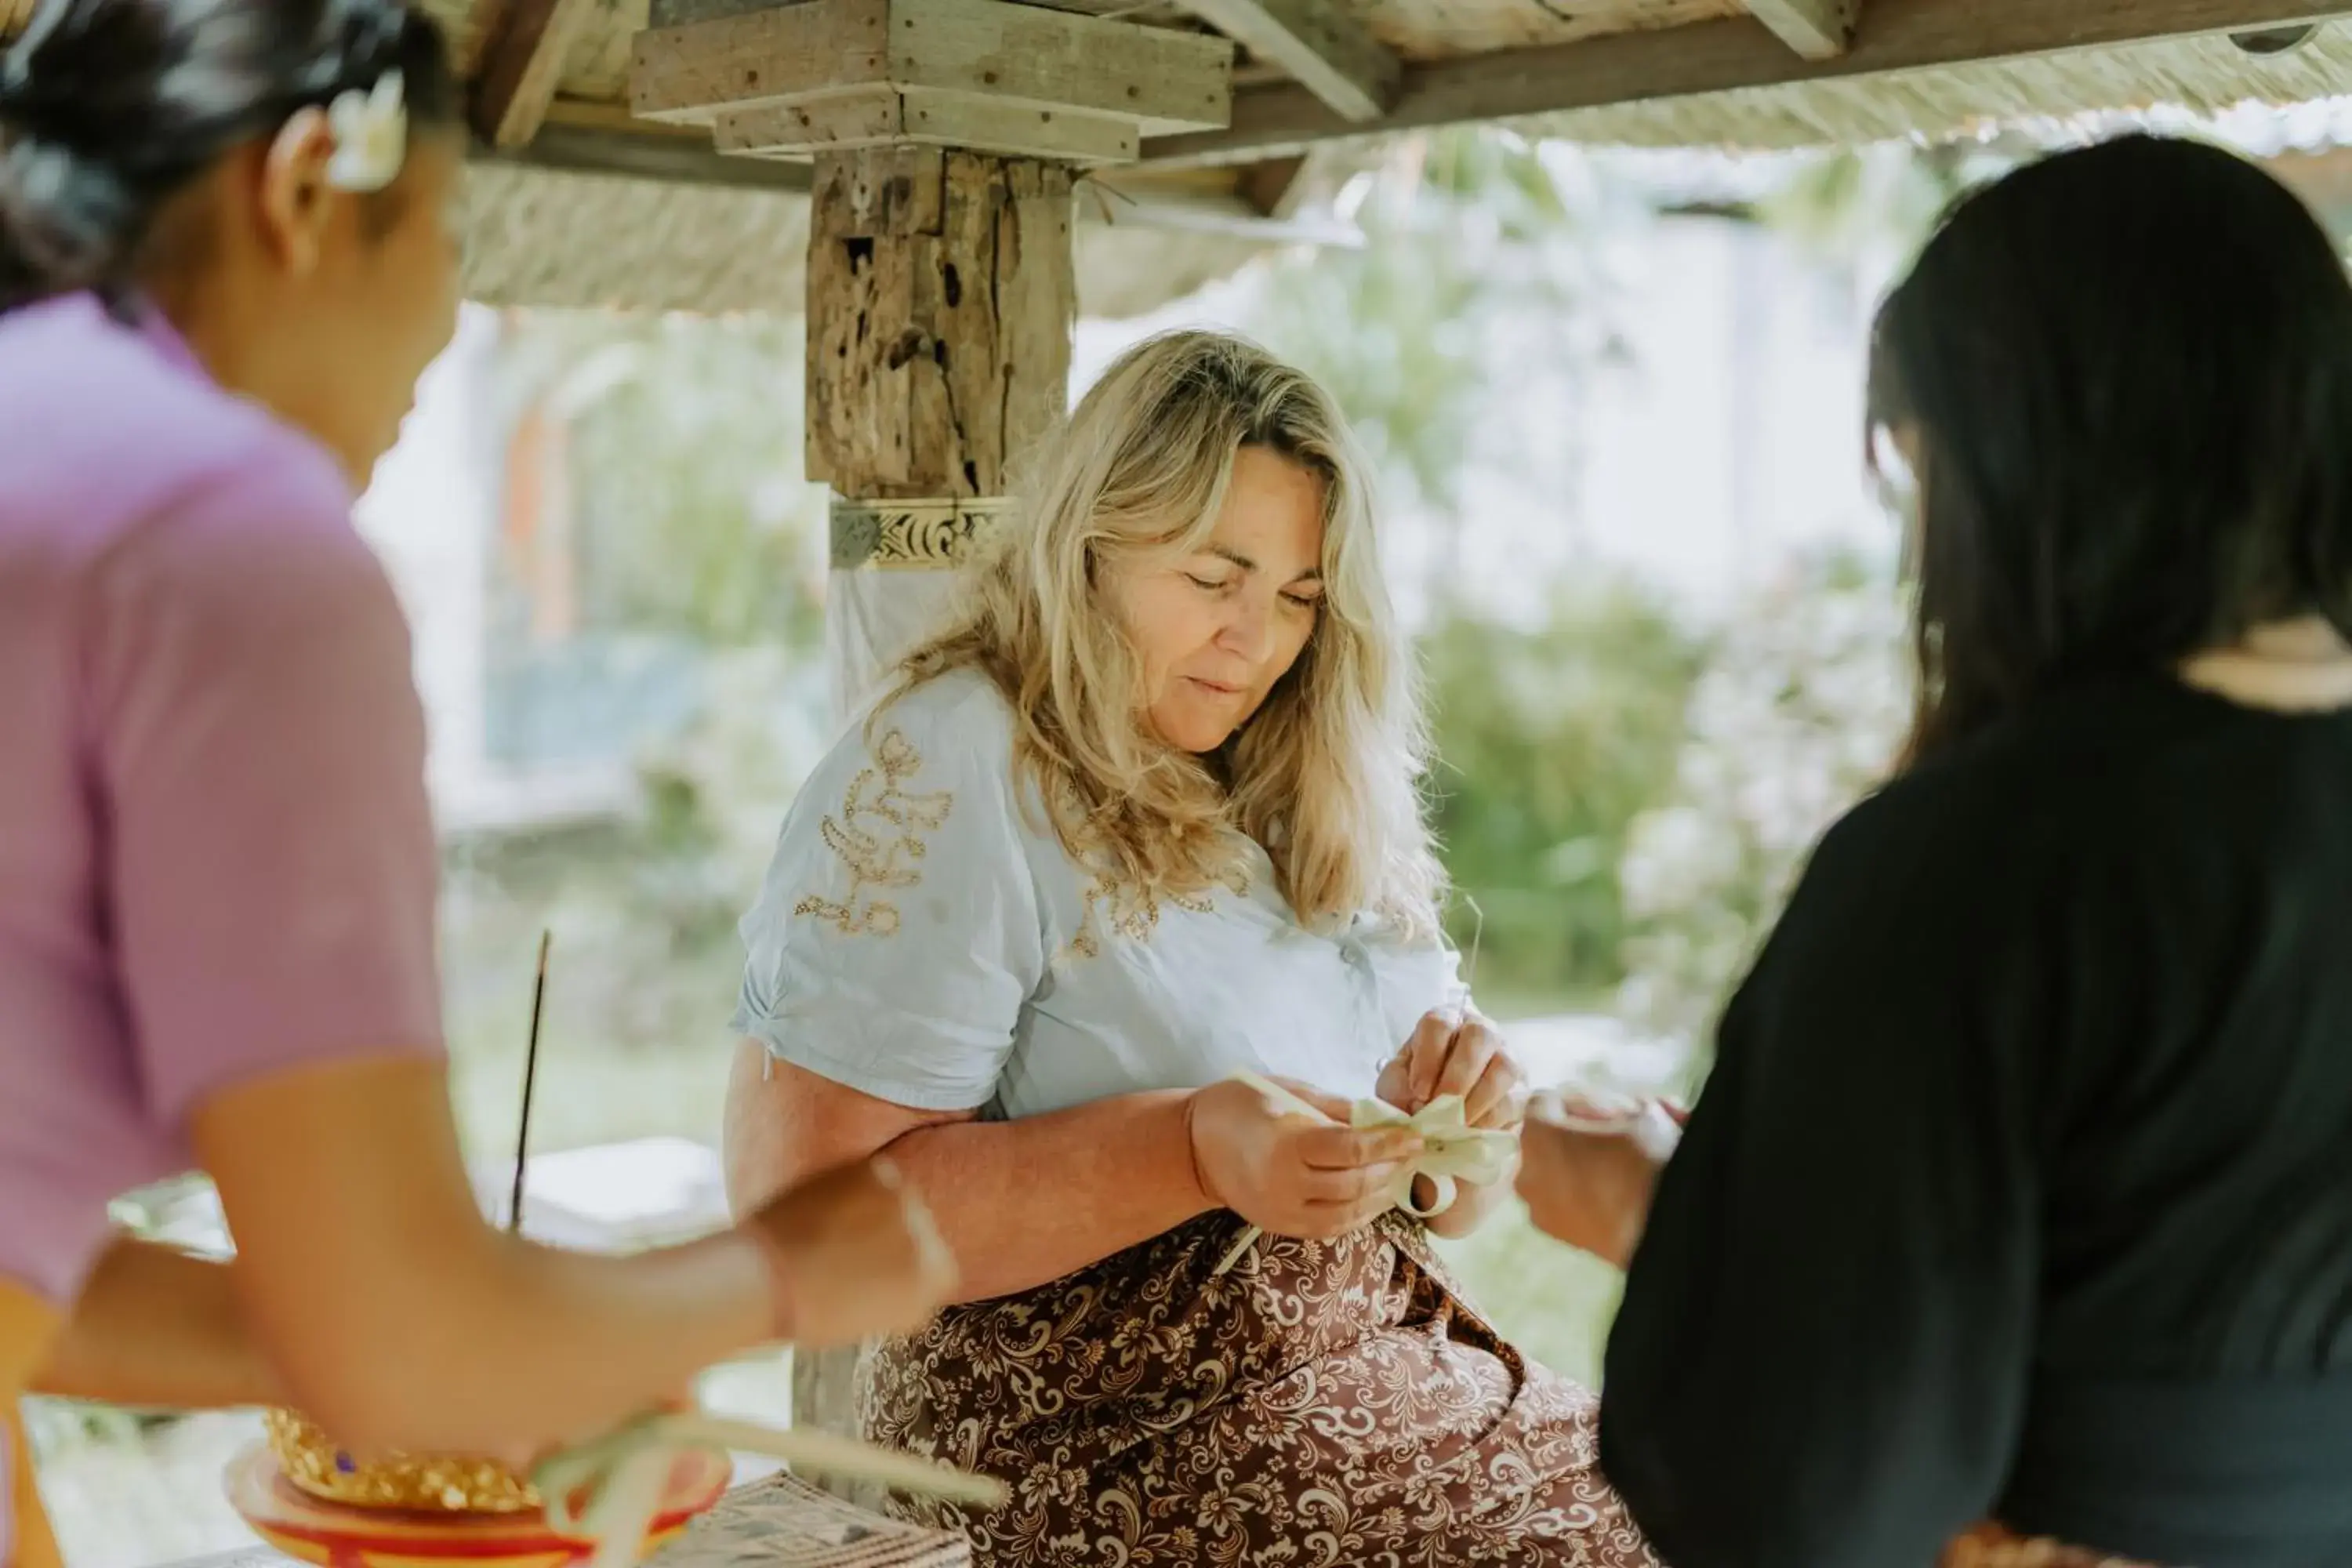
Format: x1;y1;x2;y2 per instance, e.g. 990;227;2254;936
1170;0;1399;122
470;114;1356;241
469;0;600;148
1141;0;2352;167
1240;154;1311;216
1744;0;1860;59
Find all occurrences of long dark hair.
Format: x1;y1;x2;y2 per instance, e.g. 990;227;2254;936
1867;133;2352;769
0;0;458;313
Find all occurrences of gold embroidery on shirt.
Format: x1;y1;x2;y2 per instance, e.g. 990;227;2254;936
794;728;954;938
1065;864;1250;960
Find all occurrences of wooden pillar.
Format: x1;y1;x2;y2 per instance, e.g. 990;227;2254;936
630;0;1231;1484
806;147;1076;714
793;146;1076;1483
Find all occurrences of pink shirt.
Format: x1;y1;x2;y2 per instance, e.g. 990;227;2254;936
0;292;446;1308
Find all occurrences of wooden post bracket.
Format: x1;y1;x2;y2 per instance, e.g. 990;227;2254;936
471;0;601;148
630;0;1234;164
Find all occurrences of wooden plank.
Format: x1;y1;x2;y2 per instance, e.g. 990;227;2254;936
470;0;603;147
719;88;906;155
633;0;1234;132
886;0;1232;132
632;0;891;125
902;92;1138;160
475;114;821;190
1141;0;2352;166
718;86;1142;159
652;0;809;25
1744;0;1857;58
652;0;1162;24
1170;0;1398;120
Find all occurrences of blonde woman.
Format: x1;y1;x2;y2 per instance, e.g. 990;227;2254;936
724;331;1659;1566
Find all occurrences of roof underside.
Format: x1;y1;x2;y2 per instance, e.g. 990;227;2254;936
1513;21;2352;149
458;158;1290;316
12;0;2352;313
420;0;2352;158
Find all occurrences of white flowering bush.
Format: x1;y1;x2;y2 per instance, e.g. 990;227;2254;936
1614;550;1911;1071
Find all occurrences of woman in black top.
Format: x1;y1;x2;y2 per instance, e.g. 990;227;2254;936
1517;133;2352;1568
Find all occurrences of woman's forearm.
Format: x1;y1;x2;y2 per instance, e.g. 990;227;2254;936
884;1089;1215;1301
31;1231;766;1457
196;1055;777;1459
338;1226;773;1454
32;1236;281;1410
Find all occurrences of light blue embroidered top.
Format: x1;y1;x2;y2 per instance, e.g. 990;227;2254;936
734;669;1465;1118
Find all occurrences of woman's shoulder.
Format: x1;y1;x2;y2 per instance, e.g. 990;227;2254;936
1809;687;2149;889
1769;717;2111;985
870;667;1018;750
787;668;1029;850
2;294;352;546
835;668;1021;789
746;666;1045;972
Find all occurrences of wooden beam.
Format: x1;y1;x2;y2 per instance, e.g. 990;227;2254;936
470;0;601;149
717;89;1142;162
1141;0;2352;168
1239;154;1310;216
473;115;820;191
1170;0;1399;122
1235;147;1355;220
1744;0;1859;59
470;113;1356;242
631;0;1232;135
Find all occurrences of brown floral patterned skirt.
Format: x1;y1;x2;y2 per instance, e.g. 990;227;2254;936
856;1210;1658;1567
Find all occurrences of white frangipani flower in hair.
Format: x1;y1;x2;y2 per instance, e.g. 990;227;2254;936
325;69;406;193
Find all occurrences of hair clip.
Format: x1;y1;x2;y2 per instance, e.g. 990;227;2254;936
324;68;406;193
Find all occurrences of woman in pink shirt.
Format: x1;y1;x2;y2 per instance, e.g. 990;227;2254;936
0;0;952;1561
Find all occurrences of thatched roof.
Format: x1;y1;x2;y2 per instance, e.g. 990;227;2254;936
16;0;2352;314
1507;20;2352;151
459;148;1332;318
461;0;2352;314
1140;2;2352;164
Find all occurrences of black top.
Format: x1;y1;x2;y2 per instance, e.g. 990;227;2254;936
1599;673;2352;1568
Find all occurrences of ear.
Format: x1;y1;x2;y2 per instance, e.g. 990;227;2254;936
256;107;338;276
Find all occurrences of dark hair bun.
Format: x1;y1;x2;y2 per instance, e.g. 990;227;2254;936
0;0;456;310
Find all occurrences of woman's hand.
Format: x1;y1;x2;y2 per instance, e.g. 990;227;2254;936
1375;1010;1525;1236
738;1156;959;1348
1377;1010;1526;1129
1513;1097;1674;1270
1186;1076;1424;1241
